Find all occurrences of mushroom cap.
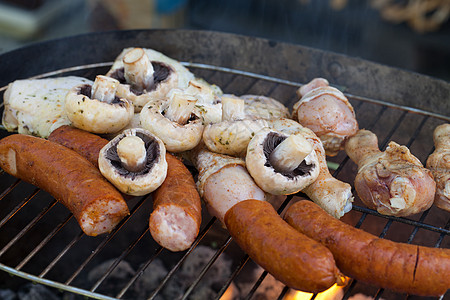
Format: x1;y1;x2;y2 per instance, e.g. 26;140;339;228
65;84;134;134
186;78;223;104
246;128;320;195
98;128;168;196
113;68;179;112
269;118;354;218
193;102;223;124
202;118;269;157
106;47;195;112
166;78;223;124
139;99;204;152
240;94;290;120
104;113;143;140
108;47;195;88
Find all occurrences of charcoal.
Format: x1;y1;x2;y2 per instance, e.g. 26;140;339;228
161;245;234;300
0;289;16;300
87;259;136;296
134;259;168;299
17;283;60;300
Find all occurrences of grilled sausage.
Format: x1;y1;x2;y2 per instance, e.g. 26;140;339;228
225;199;344;293
149;153;202;251
284;200;450;296
0;134;129;236
48;126;202;251
48;125;108;167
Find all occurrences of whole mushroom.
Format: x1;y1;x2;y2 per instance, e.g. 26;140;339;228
98;128;168;196
267;118;354;218
64;75;134;134
139;89;204;152
202;96;270;157
240;94;290;120
107;47;194;112
246;127;320;195
186;78;223;124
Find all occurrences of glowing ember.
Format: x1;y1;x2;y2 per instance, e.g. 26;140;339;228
285;283;343;300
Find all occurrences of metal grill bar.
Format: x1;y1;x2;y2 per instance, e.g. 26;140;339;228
0;185;37;229
39;230;84;278
351;205;450;235
0;61;448;300
15;212;73;271
65;195;149;285
379;110;408;149
181;236;233;300
406;210;430;244
147;217;216;300
0;196;57;258
407;115;429;149
244;270;270;300
0;178;20;201
117;245;163;299
90;226;149;293
215;254;250;300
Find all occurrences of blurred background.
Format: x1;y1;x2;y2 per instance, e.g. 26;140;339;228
0;0;449;81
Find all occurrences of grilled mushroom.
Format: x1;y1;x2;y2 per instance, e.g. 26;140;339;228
202;97;269;157
98;128;167;196
246;128;320;195
426;123;450;212
186;78;223;124
107;47;194;112
345;129;436;217
65;75;134;134
292;78;358;156
240;94;290;120
139;90;204;152
267;118;353;218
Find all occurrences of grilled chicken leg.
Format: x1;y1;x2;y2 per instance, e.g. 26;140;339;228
293;78;358;156
345;129;436;217
426;123;450;212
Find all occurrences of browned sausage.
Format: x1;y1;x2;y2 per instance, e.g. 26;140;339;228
224;199;344;293
149;153;202;251
48;125;108;167
48;126;202;251
284;200;450;296
0;134;129;236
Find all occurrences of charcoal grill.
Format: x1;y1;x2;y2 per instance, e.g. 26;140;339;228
0;30;449;300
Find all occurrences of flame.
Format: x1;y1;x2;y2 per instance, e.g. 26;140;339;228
285;283;344;300
220;282;236;300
